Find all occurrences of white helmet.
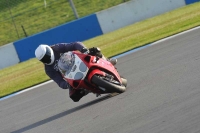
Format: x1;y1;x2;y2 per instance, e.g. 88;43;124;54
35;44;55;65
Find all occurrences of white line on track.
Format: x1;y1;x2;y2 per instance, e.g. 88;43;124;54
0;80;53;101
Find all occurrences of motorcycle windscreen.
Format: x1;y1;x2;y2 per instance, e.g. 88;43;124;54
58;52;75;75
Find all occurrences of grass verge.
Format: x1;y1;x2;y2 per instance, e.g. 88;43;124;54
0;0;128;46
0;2;200;98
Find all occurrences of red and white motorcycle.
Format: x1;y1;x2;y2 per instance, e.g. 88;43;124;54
58;51;127;96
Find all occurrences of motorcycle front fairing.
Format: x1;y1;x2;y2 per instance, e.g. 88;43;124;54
74;51;122;85
58;51;123;94
58;52;103;93
57;52;86;86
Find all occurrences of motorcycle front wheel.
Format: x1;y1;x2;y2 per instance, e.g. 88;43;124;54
91;75;126;93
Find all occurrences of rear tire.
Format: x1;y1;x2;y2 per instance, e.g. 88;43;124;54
91;75;126;93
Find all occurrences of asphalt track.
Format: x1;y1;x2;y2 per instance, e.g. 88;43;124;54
1;27;200;133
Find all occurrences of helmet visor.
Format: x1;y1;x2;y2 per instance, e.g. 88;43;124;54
40;47;51;64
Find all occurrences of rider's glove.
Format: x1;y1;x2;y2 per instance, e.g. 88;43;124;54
89;47;102;58
80;47;89;54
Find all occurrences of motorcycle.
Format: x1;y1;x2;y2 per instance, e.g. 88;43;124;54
58;51;127;96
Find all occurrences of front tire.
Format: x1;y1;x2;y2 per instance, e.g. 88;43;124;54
91;75;126;93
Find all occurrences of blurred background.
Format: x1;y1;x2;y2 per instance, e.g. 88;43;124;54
0;0;129;46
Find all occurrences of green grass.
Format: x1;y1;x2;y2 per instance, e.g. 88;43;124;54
0;0;127;46
0;2;200;98
86;2;200;57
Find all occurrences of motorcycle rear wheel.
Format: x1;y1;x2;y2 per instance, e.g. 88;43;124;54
91;75;126;93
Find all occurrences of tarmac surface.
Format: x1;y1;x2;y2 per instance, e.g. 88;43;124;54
1;27;200;133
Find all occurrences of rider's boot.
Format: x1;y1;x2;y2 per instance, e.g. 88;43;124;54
69;87;90;102
80;89;90;96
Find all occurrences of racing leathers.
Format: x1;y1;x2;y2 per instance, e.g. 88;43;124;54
44;42;87;102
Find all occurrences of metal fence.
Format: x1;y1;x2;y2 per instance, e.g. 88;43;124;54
0;0;129;46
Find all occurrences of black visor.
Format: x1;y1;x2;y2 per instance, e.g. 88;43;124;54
40;47;52;64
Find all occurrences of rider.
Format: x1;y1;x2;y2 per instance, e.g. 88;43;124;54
35;42;117;102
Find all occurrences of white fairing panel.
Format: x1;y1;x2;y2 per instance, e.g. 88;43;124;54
63;54;89;80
